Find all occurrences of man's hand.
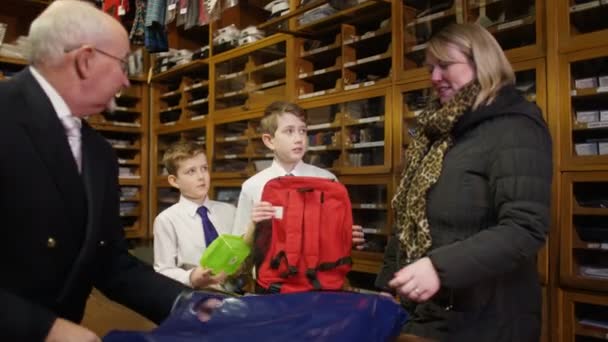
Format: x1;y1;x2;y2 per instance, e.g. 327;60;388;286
190;267;226;289
45;318;100;342
251;201;275;223
352;225;365;250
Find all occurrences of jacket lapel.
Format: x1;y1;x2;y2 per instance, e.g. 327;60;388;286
15;69;85;215
81;122;105;238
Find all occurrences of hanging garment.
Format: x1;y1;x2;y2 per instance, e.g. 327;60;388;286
103;0;130;19
129;0;146;45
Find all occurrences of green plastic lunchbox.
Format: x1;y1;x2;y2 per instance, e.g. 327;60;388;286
199;234;251;276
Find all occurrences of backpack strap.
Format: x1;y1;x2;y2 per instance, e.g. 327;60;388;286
318;256;352;271
303;189;322;290
278;188;305;278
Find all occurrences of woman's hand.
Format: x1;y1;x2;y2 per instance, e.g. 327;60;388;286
388;257;441;302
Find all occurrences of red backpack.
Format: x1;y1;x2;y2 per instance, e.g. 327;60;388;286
253;176;353;294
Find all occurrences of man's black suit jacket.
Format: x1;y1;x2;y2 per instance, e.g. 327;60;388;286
0;69;186;340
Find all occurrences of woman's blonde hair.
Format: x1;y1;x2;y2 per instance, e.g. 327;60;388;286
427;23;515;109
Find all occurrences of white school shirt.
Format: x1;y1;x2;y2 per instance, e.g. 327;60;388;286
232;159;336;236
153;195;236;286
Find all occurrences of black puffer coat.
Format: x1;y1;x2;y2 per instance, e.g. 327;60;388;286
378;85;553;342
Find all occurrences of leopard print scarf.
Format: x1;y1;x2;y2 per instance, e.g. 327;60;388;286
392;81;481;262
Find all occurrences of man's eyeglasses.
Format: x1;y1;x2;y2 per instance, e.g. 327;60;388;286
93;47;129;75
65;46;129;75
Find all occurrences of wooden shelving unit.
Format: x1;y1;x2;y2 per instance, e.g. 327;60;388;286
552;2;608;340
86;78;150;239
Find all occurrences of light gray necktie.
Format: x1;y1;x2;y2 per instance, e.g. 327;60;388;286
60;115;82;173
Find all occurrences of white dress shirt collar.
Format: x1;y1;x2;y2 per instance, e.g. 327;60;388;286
270;159;305;177
29;66;80;124
178;195;212;218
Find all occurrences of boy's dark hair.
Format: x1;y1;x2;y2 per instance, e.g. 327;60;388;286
260;101;307;136
162;140;205;175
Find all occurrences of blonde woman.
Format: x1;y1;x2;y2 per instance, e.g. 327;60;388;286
383;23;552;341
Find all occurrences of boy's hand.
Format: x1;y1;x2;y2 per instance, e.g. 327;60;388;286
251;201;275;223
352;225;365;250
190;267;226;289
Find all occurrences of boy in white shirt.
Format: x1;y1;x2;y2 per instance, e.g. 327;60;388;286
153;140;236;289
232;101;364;246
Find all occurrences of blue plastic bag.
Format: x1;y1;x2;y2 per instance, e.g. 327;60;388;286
104;291;408;342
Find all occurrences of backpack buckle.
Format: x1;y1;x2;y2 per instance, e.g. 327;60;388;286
306;268;321;290
279;265;298;278
268;283;282;294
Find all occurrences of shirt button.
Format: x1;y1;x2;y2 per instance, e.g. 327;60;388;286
47;237;57;248
99;240;106;246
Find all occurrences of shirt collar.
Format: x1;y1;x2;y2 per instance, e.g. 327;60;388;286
178;195;211;218
270;159;305;176
29;66;80;124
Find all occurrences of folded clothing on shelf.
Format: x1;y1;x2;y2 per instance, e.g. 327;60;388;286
154;49;193;73
0;23;6;46
192;45;210;60
266;0;290;18
298;3;337;25
0;36;30;59
237;26;265;46
213;24;240;53
580;266;608;279
213;24;240;45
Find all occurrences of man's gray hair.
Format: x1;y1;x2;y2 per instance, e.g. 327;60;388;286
28;0;113;66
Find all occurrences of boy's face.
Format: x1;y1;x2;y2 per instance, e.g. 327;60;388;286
167;153;210;203
263;113;308;165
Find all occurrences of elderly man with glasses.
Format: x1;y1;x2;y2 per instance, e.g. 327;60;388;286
0;1;193;341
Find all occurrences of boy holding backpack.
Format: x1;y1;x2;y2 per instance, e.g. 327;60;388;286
232;101;364;245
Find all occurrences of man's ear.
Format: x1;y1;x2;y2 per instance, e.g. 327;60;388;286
261;133;275;150
168;174;179;189
74;46;95;80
